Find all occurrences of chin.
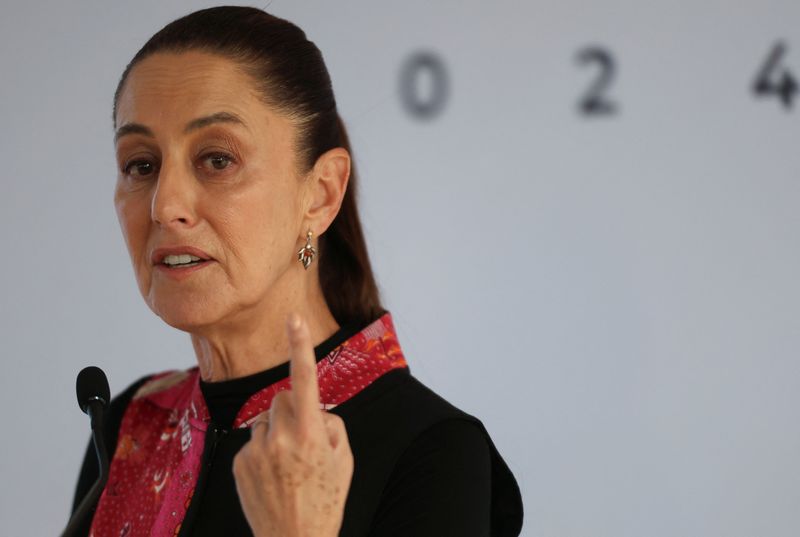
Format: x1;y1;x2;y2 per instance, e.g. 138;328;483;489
147;297;223;333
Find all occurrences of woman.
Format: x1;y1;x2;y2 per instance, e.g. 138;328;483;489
71;6;523;536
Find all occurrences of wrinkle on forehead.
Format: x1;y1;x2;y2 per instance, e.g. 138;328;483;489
115;50;266;132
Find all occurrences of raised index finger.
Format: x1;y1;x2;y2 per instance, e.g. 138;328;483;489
287;312;323;428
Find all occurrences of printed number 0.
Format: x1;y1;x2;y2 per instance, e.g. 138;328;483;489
399;51;449;120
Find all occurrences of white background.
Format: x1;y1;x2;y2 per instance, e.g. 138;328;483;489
1;1;799;535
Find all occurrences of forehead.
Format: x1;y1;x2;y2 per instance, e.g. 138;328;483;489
115;50;272;132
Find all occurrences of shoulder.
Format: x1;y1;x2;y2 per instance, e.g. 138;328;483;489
368;417;493;536
333;367;495;452
333;368;476;425
130;368;194;399
105;367;195;429
108;373;154;419
393;375;524;536
404;415;491;454
335;368;524;537
363;369;495;467
391;416;492;490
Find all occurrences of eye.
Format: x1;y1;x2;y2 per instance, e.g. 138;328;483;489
122;159;157;178
200;152;236;172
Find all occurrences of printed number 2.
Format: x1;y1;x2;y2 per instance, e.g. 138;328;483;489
753;41;797;110
577;47;618;116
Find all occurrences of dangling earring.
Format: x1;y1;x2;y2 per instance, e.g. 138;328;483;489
297;229;316;270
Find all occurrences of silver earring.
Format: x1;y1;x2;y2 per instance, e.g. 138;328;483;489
297;229;316;270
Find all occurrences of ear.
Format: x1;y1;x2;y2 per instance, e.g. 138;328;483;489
302;147;350;235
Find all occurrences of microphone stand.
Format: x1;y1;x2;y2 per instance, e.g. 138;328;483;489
60;397;109;537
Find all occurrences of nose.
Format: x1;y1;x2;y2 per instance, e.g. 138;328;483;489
151;158;198;228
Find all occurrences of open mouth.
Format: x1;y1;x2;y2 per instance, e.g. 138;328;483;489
161;254;208;268
151;248;215;277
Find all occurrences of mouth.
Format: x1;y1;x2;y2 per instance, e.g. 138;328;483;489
151;246;214;266
160;254;208;268
154;257;214;280
151;246;215;279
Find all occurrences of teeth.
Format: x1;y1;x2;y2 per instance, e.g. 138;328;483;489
163;254;202;266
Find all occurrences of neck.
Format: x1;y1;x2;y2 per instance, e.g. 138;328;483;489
189;268;339;382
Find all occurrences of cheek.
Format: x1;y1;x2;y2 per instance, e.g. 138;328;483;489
220;188;298;270
114;195;151;268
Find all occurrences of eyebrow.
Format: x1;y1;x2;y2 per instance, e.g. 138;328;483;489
114;112;246;142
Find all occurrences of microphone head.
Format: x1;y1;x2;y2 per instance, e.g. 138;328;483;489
76;366;110;413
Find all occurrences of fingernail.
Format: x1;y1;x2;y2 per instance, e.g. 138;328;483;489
287;312;302;331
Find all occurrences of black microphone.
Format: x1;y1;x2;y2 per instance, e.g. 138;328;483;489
61;366;111;537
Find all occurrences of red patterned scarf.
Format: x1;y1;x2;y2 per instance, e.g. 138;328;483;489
89;312;407;536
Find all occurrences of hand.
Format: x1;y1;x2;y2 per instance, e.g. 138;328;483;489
232;313;354;537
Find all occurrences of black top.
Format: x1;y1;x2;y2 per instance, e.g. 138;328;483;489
72;317;523;536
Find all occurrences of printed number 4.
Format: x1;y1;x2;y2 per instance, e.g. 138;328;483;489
753;41;797;110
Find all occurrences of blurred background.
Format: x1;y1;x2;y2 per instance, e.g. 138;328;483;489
1;1;799;535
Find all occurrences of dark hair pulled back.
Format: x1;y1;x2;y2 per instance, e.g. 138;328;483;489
112;6;384;327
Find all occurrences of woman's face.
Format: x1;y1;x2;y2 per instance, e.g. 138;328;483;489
113;50;308;331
